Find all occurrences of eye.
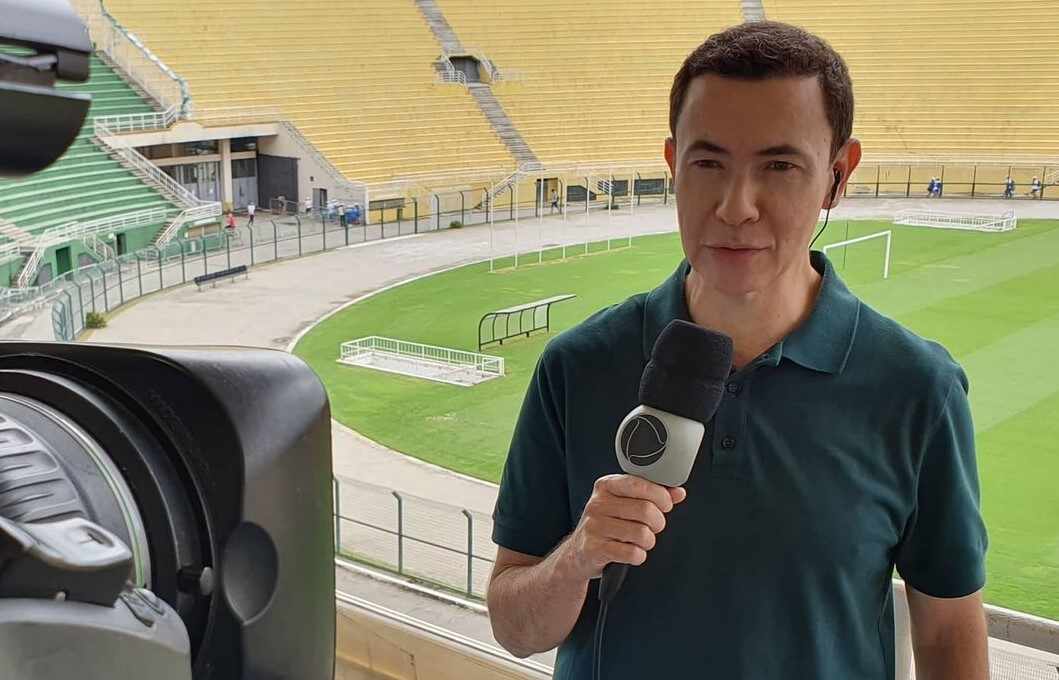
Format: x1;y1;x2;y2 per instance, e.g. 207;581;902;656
692;159;722;169
768;160;796;171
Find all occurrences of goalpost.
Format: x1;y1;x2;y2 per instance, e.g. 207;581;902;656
821;230;892;280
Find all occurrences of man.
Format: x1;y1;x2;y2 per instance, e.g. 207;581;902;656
1030;176;1041;199
1004;176;1015;199
247;201;256;226
486;21;988;680
551;188;561;213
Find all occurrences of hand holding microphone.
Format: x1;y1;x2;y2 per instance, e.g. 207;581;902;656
560;474;687;581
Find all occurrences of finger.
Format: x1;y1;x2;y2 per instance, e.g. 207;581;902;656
588;516;657;551
593;496;666;534
602;475;675;512
604;541;648;567
669;487;687;505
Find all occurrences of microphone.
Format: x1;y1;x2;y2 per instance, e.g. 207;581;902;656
602;320;733;599
591;320;732;680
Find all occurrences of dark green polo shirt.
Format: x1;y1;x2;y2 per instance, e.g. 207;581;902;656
493;252;987;679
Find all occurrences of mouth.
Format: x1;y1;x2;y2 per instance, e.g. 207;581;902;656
705;245;768;263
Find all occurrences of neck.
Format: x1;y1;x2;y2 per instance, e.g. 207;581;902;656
685;255;823;369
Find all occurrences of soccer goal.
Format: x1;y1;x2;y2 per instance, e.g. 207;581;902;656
338;336;504;387
893;208;1017;232
822;230;892;279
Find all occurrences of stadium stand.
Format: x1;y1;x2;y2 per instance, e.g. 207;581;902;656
0;53;181;284
435;0;741;164
100;0;516;184
764;0;1059;160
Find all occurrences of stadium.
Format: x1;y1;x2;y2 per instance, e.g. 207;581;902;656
1;0;1058;678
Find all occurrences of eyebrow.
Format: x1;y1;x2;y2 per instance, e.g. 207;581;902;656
685;139;811;160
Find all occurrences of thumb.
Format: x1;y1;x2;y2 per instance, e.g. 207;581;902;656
668;487;687;505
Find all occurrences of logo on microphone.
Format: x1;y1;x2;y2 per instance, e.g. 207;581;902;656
619;414;668;467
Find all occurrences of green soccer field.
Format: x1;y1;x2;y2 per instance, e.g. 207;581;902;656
295;218;1059;619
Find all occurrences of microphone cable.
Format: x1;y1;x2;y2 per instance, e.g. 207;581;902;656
592;563;628;680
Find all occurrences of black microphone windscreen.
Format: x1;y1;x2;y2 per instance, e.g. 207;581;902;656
639;320;733;423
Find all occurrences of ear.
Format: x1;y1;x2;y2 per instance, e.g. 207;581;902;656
664;137;677;182
826;138;863;209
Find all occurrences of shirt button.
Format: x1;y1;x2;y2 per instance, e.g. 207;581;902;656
726;382;741;396
721;436;736;449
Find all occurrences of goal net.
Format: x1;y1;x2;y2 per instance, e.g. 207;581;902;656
893;209;1017;232
338;336;504;387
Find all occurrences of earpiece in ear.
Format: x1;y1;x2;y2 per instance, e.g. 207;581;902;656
829;169;842;204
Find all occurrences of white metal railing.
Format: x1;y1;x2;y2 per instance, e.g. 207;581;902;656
69;0;191;116
151;203;223;249
488;170;521;200
15;208;172;287
94;118;202;208
84;232;116;262
94;106;180;136
340;337;504;378
436;69;467;85
894;209;1017;232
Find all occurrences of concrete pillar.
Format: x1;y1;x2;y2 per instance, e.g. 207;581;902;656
220;138;234;208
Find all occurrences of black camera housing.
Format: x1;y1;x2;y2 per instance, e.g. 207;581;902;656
0;343;335;679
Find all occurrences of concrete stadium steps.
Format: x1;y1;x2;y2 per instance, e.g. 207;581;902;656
434;0;741;165
0;55;179;243
102;0;518;184
764;0;1059;158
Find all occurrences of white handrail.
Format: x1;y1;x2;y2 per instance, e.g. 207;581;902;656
16;208;173;287
436;70;467;85
152;203;223;249
68;0;191;116
94;107;180;135
94;118;203;208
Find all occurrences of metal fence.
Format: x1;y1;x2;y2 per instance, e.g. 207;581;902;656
333;475;495;599
47;213;429;341
846;160;1059;200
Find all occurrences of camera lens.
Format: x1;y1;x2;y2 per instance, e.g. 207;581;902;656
0;393;151;586
0;357;212;656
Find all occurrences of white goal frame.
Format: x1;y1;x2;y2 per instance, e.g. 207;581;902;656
822;230;892;280
337;336;504;387
893;208;1017;232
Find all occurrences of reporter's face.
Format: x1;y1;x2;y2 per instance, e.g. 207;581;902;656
665;75;855;296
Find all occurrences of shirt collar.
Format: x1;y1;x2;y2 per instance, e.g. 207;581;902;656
641;251;860;374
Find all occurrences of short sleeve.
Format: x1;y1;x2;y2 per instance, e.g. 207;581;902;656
492;347;573;558
895;369;988;598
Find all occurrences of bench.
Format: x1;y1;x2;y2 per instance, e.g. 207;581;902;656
478;294;576;351
194;264;248;290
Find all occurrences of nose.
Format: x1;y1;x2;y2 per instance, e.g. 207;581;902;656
715;173;760;227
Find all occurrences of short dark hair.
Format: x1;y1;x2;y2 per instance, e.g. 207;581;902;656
669;21;854;159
